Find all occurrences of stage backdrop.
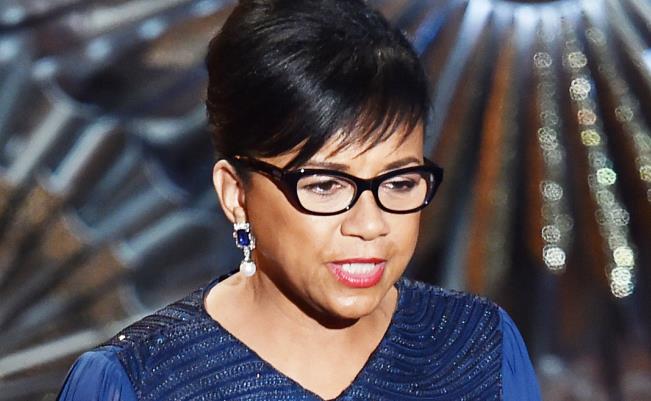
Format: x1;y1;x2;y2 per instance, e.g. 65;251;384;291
0;0;649;400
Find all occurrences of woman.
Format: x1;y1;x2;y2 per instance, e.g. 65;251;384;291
57;0;541;400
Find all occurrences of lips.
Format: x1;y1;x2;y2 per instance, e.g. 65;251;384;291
327;258;386;288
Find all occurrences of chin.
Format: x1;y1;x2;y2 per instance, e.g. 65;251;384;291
326;292;384;321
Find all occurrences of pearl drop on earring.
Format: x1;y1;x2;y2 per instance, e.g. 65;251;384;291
240;259;256;277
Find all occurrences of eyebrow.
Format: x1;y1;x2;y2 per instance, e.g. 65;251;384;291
301;156;422;172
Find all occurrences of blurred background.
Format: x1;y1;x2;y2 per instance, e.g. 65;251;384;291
0;0;649;399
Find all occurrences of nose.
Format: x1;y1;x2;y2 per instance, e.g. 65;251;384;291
340;189;389;240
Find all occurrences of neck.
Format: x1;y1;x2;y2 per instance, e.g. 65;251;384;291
241;268;397;339
247;270;354;332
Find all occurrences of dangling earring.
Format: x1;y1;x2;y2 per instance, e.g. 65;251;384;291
233;221;256;276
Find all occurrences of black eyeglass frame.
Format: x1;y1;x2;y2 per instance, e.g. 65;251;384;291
231;156;444;216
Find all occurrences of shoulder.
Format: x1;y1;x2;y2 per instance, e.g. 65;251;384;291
57;346;136;401
395;277;503;353
376;278;504;397
104;287;208;350
394;277;503;357
396;278;542;400
397;277;535;354
96;286;225;396
397;277;501;327
497;308;542;400
57;280;231;401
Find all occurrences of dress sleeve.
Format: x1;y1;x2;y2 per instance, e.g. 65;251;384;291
499;308;542;401
57;346;137;401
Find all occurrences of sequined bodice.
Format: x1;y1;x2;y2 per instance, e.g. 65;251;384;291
102;278;502;400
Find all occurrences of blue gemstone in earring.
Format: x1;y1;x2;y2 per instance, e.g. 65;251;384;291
233;222;255;250
236;229;250;246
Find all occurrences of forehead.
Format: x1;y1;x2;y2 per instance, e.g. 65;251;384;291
273;122;425;168
319;125;423;162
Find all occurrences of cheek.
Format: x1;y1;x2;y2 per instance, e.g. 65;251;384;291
390;214;421;256
246;185;338;263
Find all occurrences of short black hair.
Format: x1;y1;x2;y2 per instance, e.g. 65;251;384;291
205;0;430;173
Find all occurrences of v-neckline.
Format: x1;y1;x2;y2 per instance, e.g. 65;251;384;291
199;272;405;400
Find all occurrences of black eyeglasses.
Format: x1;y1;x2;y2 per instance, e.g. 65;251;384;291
231;156;443;216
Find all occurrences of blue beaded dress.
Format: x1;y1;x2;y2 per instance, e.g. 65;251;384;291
57;275;541;400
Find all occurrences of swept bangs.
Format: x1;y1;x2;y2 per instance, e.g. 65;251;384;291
205;0;430;171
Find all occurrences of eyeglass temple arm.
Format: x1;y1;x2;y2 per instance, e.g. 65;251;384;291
232;156;284;179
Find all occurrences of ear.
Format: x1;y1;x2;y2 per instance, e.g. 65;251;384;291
212;159;247;224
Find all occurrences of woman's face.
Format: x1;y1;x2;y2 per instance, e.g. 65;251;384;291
244;125;424;321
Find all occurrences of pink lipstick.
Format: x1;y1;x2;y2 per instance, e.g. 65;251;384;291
326;258;386;288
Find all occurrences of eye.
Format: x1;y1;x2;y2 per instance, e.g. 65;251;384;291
382;175;420;192
384;180;416;191
305;181;341;193
298;176;350;195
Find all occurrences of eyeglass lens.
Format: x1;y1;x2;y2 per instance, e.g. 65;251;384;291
296;171;432;213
